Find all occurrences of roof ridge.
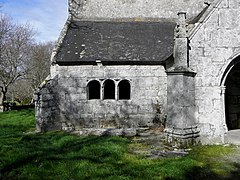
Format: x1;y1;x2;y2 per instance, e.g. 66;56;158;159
189;0;223;40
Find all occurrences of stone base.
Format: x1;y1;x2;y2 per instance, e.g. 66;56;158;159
164;126;200;148
71;128;137;137
224;130;240;145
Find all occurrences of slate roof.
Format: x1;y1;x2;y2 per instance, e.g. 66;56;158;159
55;21;176;65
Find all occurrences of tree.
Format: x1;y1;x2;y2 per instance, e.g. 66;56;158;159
5;42;54;105
27;42;53;90
7;79;34;104
0;14;35;108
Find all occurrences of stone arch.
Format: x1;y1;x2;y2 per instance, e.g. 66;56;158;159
224;62;240;130
87;80;101;100
118;79;131;100
103;79;116;100
219;52;240;87
219;53;240;130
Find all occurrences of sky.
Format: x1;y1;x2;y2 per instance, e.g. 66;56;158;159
0;0;68;43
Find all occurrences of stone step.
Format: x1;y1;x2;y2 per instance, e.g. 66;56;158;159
150;149;189;158
225;130;240;145
132;130;188;159
130;129;190;159
134;138;165;145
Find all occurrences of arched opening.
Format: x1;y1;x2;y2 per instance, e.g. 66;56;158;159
103;79;115;100
118;80;131;100
87;80;101;100
225;62;240;130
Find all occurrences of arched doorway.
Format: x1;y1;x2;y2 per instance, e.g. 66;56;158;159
225;62;240;130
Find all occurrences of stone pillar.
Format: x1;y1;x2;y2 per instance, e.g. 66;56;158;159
164;12;200;147
174;12;189;69
220;86;228;143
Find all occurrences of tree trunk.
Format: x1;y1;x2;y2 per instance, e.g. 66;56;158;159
0;87;7;112
0;91;4;112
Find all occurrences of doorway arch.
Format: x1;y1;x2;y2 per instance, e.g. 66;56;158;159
224;61;240;130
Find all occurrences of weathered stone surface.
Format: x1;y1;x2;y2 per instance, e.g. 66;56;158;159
224;130;240;145
35;75;60;132
122;129;137;137
36;65;167;132
166;72;196;128
70;128;136;137
189;0;240;144
36;0;240;146
69;0;213;21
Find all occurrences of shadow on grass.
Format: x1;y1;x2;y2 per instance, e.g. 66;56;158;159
0;133;128;177
182;164;240;180
227;164;240;180
1;110;240;179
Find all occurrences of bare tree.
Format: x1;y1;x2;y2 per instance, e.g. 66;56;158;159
5;42;53;105
0;14;35;109
7;79;33;104
27;42;53;90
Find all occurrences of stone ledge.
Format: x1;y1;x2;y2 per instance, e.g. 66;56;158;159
70;128;137;137
166;67;197;76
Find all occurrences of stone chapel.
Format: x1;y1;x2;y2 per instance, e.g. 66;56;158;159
35;0;240;145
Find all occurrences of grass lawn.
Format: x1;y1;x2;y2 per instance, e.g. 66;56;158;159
0;109;240;180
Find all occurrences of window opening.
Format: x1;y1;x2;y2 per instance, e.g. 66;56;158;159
119;80;131;100
87;80;101;100
104;79;115;99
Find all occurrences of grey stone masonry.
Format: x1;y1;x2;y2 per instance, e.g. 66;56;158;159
35;75;60;132
189;0;240;144
68;0;213;21
174;12;189;69
36;0;240;146
165;12;200;147
165;71;200;147
50;64;167;131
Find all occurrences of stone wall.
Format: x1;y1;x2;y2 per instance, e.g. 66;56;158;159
68;0;213;21
48;64;167;131
37;0;240;145
35;76;60;132
189;0;240;143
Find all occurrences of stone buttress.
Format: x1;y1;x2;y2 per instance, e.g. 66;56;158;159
165;12;200;147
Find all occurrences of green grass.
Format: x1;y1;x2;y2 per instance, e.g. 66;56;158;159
0;109;239;179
